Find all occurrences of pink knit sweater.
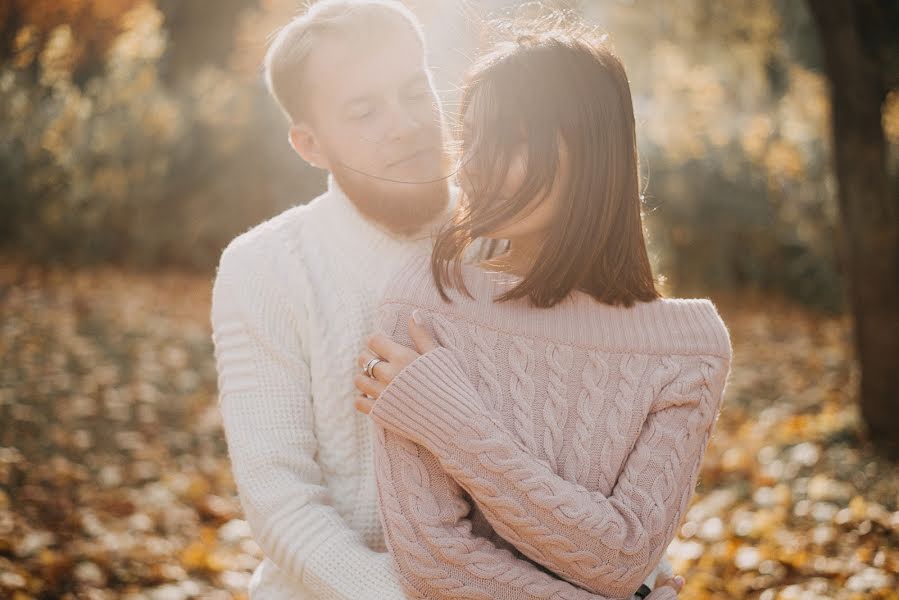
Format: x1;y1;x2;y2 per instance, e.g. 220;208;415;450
367;255;732;600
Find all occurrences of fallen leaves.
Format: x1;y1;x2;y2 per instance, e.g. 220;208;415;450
1;265;897;598
665;292;899;598
1;263;255;599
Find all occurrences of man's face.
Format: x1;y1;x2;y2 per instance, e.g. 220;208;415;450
300;24;450;214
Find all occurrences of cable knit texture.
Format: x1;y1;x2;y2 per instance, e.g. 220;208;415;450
209;175;657;599
368;255;732;600
210;176;462;599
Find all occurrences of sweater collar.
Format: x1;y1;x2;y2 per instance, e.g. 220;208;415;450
380;255;733;359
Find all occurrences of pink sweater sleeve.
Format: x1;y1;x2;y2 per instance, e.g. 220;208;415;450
369;346;729;598
373;423;679;600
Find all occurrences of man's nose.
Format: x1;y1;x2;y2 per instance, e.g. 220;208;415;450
386;102;424;141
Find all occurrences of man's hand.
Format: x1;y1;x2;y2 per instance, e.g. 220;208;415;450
646;573;685;598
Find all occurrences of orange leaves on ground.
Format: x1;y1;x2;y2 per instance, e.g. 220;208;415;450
0;266;897;598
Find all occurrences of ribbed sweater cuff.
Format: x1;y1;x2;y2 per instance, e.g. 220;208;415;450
369;347;482;452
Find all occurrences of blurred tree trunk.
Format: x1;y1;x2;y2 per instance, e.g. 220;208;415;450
806;0;899;455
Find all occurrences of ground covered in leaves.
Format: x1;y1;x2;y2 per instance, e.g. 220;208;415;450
1;262;897;599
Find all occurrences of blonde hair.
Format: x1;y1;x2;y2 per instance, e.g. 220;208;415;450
263;0;426;124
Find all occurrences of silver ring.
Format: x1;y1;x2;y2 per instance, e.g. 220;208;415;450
363;357;383;379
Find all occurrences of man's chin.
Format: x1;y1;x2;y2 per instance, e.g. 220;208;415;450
388;169;443;185
331;165;451;236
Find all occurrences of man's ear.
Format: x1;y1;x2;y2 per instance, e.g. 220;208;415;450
288;123;329;170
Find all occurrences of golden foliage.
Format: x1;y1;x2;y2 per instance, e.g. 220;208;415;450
884;91;899;145
1;0;144;72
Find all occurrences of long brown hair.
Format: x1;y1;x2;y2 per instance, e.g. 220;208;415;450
431;19;661;309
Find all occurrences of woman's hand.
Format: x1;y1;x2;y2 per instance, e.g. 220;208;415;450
354;310;438;414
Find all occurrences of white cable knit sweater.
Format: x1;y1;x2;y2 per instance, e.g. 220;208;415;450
210;176;673;599
210;176;446;598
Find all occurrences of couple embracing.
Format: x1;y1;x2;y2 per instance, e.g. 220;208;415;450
210;1;732;599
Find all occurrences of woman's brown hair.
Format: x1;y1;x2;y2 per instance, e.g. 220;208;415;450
431;17;661;309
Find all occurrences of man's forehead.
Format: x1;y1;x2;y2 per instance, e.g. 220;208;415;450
306;28;427;98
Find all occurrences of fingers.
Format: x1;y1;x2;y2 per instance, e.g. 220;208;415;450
354;394;375;415
354;373;385;398
655;573;681;587
362;309;439;385
357;350;397;383
408;310;439;354
357;349;378;369
366;333;407;362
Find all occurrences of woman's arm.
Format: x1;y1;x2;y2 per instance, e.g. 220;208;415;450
368;343;729;598
374;422;679;600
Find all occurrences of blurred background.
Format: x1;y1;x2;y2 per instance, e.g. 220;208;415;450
1;1;897;598
6;0;895;305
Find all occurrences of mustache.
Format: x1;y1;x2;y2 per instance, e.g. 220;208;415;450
386;145;439;169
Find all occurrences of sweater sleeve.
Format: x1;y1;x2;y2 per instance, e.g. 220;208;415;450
210;240;406;600
373;423;679;600
369;346;729;598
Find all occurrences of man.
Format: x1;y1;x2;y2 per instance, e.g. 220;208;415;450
210;2;458;597
210;1;683;598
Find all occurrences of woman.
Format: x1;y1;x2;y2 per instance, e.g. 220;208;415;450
353;23;730;600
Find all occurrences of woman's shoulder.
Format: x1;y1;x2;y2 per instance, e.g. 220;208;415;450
514;293;732;360
624;296;733;360
380;255;732;361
